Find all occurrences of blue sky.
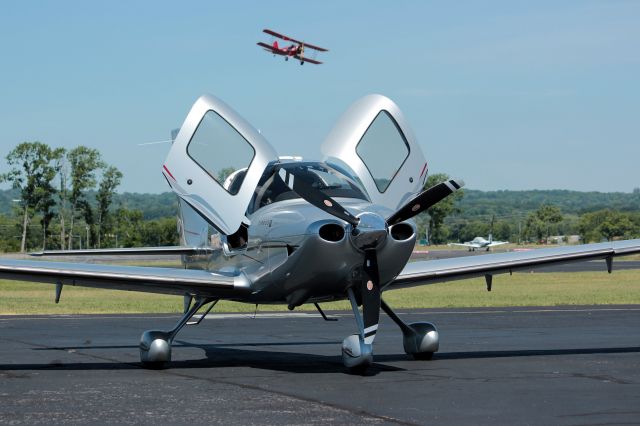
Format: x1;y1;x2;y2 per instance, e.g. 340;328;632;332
1;1;638;193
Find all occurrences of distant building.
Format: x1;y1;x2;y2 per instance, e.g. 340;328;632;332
548;235;581;244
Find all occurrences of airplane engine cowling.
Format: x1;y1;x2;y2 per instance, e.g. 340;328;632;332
318;223;345;242
389;223;414;241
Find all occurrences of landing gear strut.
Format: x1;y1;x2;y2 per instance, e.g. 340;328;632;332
341;246;439;371
381;299;439;359
342;293;440;371
342;287;375;371
139;296;218;368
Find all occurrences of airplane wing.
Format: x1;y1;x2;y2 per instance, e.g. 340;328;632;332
29;246;218;257
0;258;250;298
263;29;328;52
302;44;328;52
448;242;479;248
294;55;323;65
263;29;299;43
487;241;509;247
390;239;640;290
257;41;278;53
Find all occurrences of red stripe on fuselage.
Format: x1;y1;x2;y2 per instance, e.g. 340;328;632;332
419;162;428;178
163;165;176;181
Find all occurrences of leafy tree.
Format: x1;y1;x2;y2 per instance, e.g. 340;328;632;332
66;146;105;249
600;214;634;241
523;215;544;242
140;217;179;246
537;205;563;224
113;207;144;247
38;189;57;250
96;166;123;247
39;148;65;249
106;208;178;248
493;220;512;241
0;142;58;252
52;147;68;249
420;173;464;244
524;205;563;243
0;213;21;252
578;210;638;242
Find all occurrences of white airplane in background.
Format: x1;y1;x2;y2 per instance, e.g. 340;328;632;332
1;93;639;373
450;234;508;251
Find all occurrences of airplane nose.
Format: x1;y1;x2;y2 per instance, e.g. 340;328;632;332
350;212;387;250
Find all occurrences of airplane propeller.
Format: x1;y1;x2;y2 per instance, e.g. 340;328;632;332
285;163;464;234
283;166;464;369
386;178;464;225
281;166;360;227
361;247;381;343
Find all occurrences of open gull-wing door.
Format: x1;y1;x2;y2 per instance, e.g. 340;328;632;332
163;94;278;235
321;94;428;210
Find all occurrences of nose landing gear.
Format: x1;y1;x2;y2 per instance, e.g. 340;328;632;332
341;292;440;372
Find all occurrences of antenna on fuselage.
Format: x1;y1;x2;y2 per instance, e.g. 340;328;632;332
137;128;180;147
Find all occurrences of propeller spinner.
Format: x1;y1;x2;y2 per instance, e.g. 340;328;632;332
284;167;464;369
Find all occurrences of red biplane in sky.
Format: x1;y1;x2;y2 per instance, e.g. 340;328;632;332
257;29;328;65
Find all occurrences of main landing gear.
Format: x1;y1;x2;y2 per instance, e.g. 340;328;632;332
139;287;437;371
139;296;218;368
381;300;439;360
341;276;439;372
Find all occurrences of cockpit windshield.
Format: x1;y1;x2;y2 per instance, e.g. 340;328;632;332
249;161;369;213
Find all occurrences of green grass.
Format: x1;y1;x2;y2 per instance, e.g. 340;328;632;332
417;243;640;261
1;269;639;315
383;270;640;308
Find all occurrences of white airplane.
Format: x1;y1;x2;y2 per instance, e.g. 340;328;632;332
1;94;639;373
450;234;508;251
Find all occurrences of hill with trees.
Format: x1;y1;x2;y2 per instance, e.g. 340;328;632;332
1;143;638;252
4;188;637;225
456;189;640;218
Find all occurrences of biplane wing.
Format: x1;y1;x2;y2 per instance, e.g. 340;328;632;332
257;41;278;53
301;43;329;52
294;55;323;65
262;29;328;51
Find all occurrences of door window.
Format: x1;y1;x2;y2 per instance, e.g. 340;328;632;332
355;111;409;192
187;110;255;195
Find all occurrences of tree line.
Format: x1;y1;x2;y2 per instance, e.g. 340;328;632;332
1;144;637;252
0;141;178;252
417;173;640;245
456;188;640;217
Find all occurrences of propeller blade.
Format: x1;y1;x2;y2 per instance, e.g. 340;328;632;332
361;248;381;345
387;178;464;226
283;166;360;227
